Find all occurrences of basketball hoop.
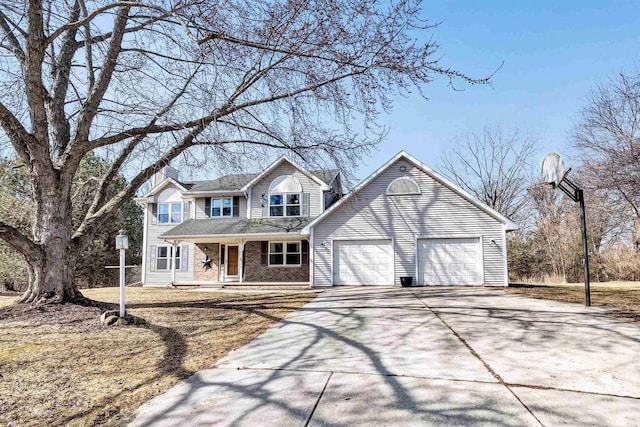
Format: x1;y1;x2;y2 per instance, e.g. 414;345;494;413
539;152;591;306
541;152;569;188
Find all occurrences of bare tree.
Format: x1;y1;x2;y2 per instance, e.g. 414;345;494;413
439;126;537;221
0;0;491;304
573;68;640;247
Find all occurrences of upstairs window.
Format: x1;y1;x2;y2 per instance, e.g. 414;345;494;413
158;202;183;224
270;193;301;217
212;197;233;217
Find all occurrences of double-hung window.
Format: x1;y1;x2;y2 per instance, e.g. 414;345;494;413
269;194;301;217
156;246;181;270
269;241;301;266
158;202;182;224
211;197;233;217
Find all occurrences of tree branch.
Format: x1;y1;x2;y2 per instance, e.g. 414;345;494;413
48;0;81;159
0;10;26;64
0;220;43;261
0;100;35;164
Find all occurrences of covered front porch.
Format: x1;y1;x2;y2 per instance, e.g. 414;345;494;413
160;217;312;285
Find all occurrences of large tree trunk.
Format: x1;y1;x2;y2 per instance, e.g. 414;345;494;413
18;245;83;304
17;180;84;304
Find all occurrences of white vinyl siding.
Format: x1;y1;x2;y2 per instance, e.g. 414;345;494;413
333;240;393;285
250;161;324;218
143;182;194;285
312;158;506;287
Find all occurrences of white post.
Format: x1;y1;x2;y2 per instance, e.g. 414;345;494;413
238;240;244;283
119;247;126;317
116;229;128;318
171;241;177;284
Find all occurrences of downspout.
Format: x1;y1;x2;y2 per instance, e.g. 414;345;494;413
171;240;177;285
141;203;149;285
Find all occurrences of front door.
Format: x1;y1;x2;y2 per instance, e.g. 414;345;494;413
227;246;239;276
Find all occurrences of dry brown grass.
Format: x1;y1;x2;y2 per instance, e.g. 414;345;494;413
504;281;640;321
0;287;318;426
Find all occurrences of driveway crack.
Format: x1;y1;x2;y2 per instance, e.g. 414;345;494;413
411;291;545;427
304;371;333;426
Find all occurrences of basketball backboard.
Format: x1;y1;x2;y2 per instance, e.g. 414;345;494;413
541;152;567;187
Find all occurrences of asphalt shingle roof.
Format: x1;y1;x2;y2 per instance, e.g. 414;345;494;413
159;217;311;238
181;170;338;193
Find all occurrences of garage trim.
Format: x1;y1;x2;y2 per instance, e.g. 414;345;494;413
414;235;484;286
331;237;395;286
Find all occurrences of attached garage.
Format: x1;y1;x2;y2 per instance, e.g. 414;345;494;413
333;240;393;285
417;238;482;285
306;151;518;287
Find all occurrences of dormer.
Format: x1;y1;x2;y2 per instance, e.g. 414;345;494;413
244;157;337;219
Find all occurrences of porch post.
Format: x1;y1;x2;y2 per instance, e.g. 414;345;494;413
238;239;245;283
171;241;177;284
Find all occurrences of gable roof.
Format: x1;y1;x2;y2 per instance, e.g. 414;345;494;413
141;177;189;198
302;151;519;232
143;162;338;198
184;173;258;194
240;156;331;192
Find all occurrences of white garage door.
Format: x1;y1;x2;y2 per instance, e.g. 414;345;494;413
333;240;393;285
418;238;482;285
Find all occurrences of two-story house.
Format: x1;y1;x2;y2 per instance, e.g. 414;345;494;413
136;156;342;286
137;151;517;287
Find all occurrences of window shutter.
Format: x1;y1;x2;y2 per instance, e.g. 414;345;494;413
302;193;310;217
150;245;157;271
233;196;240;217
151;203;158;225
183;202;190;221
301;240;309;265
204;197;211;217
262;195;269;218
180;245;189;271
261;241;268;265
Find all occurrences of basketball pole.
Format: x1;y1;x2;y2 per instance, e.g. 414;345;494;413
542;153;591;307
578;189;591;306
556;178;591;307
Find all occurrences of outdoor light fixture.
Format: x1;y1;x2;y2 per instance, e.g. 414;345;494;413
399;165;406;172
115;229;128;317
115;229;129;250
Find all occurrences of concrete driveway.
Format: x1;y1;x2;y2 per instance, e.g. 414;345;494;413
131;287;640;426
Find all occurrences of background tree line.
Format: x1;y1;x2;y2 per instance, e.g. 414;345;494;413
441;68;640;283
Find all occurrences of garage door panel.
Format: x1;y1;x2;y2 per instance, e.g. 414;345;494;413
418;238;481;286
333;240;393;286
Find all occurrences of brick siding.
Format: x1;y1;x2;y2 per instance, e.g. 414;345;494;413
193;243;220;281
243;240;309;282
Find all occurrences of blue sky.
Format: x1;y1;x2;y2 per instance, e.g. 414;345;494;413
357;0;640;180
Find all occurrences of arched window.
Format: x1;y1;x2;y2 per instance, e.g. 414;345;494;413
268;175;303;194
268;175;303;216
386;177;421;195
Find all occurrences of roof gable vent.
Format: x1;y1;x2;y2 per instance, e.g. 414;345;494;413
386;177;421;195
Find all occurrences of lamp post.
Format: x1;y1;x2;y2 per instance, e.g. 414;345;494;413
115;229;129;317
